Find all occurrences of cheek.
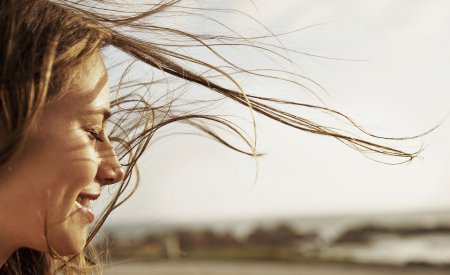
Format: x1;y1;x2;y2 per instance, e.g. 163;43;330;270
51;154;99;211
54;133;99;180
24;130;99;189
59;157;99;187
31;127;98;215
5;139;99;254
41;135;98;216
45;151;99;255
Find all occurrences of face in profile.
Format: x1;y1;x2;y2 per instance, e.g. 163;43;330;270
0;53;124;256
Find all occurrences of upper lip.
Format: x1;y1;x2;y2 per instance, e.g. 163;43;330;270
77;192;101;200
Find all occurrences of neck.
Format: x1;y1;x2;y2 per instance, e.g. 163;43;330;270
0;210;17;267
0;176;18;267
0;240;15;267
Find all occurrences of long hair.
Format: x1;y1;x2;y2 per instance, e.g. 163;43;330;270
0;0;430;274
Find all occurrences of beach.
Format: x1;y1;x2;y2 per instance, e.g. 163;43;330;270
104;261;450;275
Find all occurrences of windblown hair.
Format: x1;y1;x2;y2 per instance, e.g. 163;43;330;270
0;0;428;274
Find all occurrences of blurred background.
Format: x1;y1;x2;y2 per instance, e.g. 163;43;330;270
97;0;450;274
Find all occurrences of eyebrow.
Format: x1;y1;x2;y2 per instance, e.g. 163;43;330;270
85;108;112;123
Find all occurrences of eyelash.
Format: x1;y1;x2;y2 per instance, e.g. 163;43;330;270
87;129;104;142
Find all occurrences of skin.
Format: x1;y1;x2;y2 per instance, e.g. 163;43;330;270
0;53;125;265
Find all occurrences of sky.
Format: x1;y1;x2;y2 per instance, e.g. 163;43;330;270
100;0;450;226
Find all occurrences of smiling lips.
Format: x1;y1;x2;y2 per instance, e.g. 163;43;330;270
75;192;100;223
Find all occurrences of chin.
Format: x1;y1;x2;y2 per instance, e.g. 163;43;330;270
48;222;89;256
56;237;87;256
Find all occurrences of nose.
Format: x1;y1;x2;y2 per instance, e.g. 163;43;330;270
95;142;125;186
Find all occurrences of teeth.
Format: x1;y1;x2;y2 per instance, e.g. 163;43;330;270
81;197;90;208
76;196;91;208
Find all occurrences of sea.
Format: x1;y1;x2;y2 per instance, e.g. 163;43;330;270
104;210;450;267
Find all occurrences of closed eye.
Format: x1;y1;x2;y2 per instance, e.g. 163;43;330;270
87;129;104;142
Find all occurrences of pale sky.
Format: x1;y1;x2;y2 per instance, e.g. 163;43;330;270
101;0;450;226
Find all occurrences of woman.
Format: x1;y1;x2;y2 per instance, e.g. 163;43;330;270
0;0;425;274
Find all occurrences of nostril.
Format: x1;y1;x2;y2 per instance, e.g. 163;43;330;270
103;166;125;185
103;178;115;185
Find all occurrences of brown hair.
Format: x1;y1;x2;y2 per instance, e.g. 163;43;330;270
0;0;429;274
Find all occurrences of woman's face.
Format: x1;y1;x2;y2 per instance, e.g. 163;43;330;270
0;54;124;255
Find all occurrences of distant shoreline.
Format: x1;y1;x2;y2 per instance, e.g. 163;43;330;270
104;260;450;275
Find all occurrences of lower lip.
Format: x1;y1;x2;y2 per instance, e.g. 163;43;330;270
74;201;95;223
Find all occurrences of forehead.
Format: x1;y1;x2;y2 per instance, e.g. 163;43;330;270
50;53;110;115
68;54;109;104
